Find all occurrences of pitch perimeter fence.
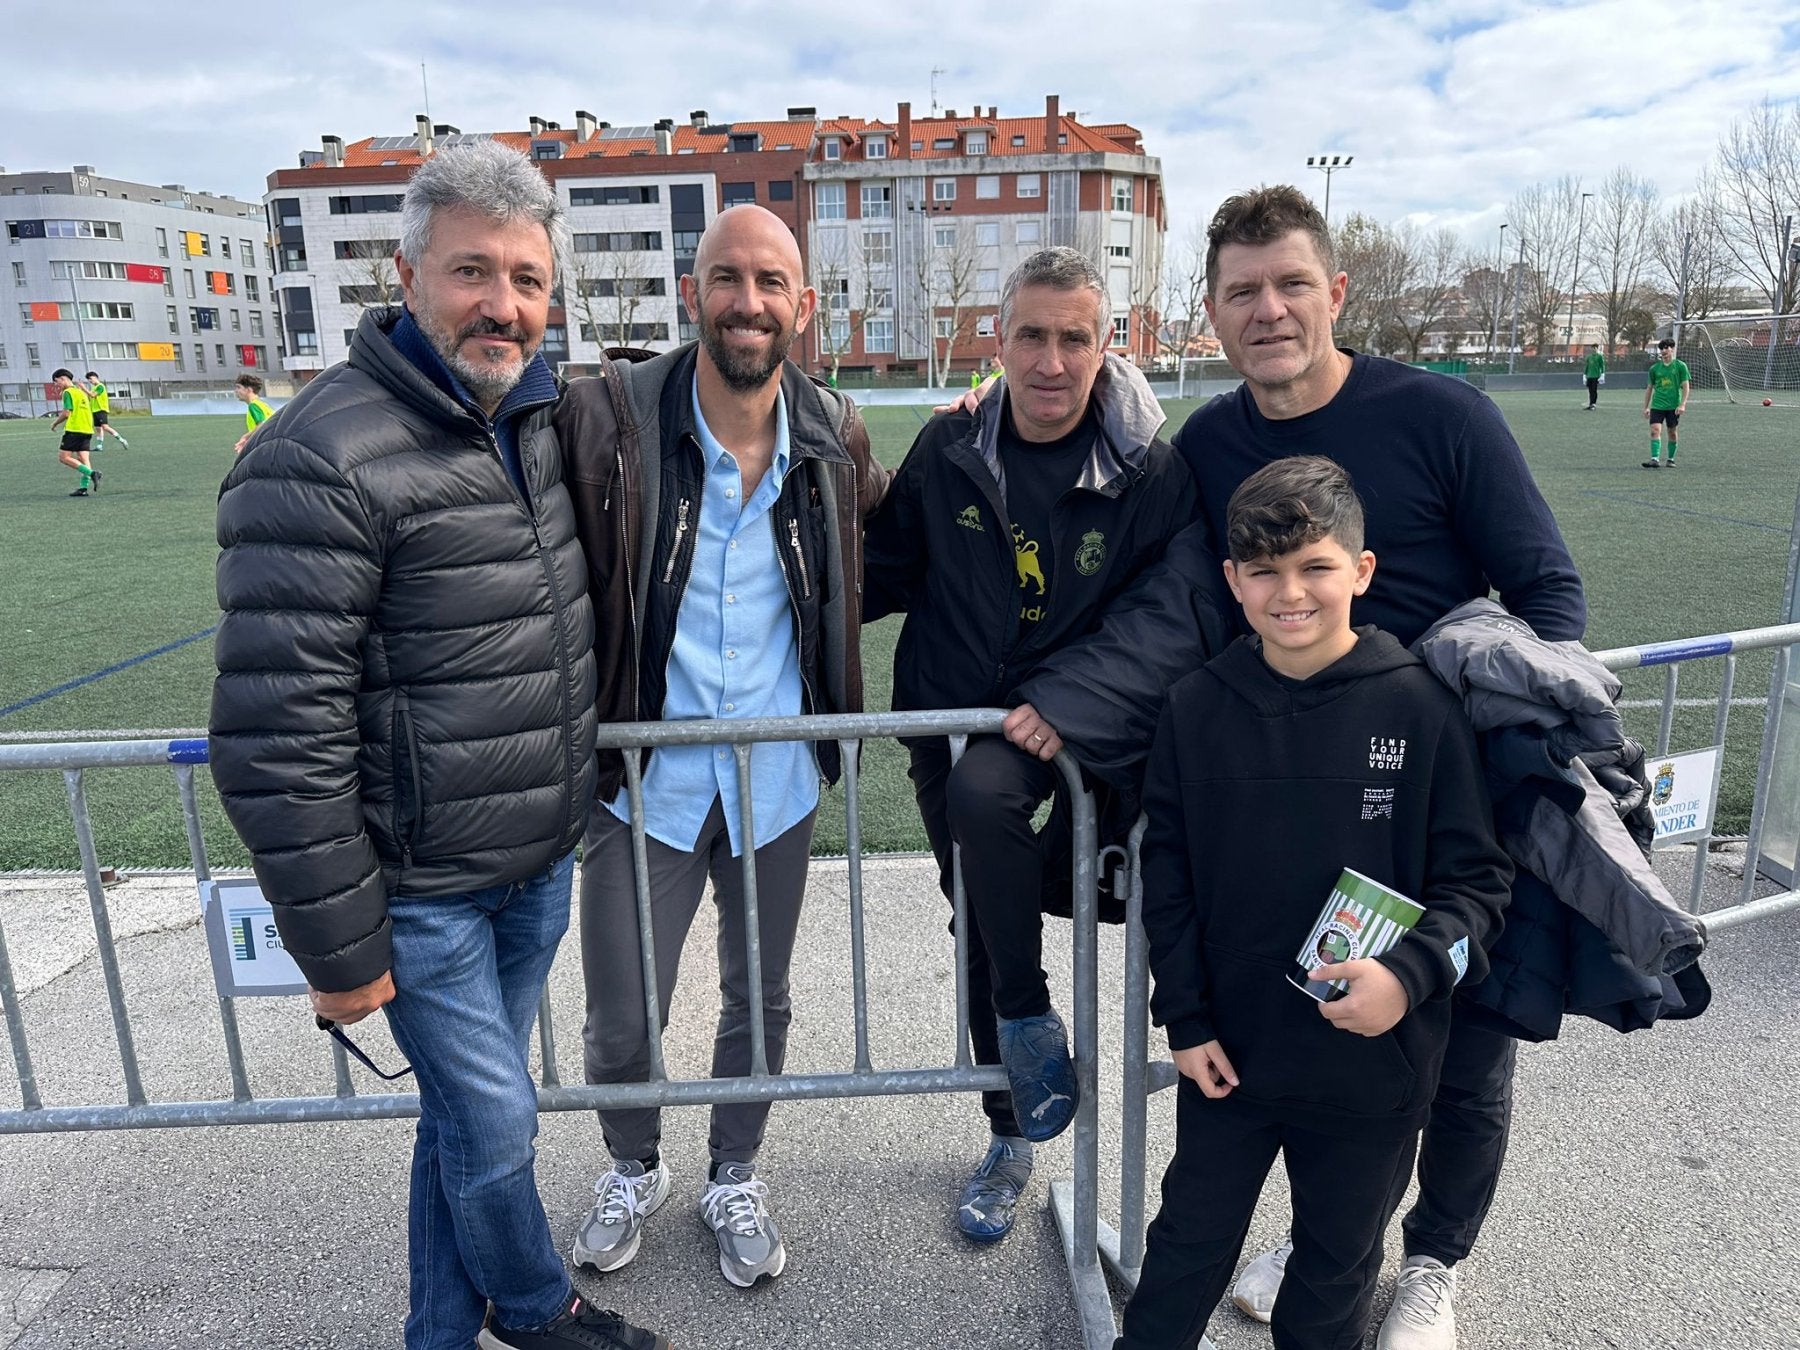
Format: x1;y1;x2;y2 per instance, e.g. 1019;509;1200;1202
6;624;1800;1342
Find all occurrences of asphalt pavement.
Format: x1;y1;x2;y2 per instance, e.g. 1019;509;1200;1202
1;846;1795;1350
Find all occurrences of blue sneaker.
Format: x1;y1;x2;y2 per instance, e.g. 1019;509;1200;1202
996;1009;1078;1142
957;1134;1034;1242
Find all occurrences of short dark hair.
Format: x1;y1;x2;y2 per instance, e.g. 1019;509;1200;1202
1206;185;1334;294
235;373;265;394
1658;338;1676;350
1226;455;1365;562
51;367;74;381
85;370;99;379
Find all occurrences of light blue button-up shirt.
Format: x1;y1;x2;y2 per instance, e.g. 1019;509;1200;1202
607;378;819;856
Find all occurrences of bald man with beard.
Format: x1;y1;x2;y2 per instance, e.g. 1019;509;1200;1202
553;205;887;1289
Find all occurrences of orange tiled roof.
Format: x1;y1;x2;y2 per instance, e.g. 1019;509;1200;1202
327;110;1144;171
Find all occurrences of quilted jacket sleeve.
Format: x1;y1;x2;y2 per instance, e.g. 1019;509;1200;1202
209;435;390;993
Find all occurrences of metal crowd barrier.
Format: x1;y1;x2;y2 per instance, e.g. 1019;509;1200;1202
0;709;1117;1347
1102;621;1800;1295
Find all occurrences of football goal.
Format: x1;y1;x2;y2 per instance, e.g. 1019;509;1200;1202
1674;314;1800;404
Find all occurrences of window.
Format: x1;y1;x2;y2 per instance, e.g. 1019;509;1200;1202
250;311;264;338
975;176;1000;200
864;317;894;352
672;229;702;253
532;141;562;161
156;227;169;258
274;199;301;226
573;231;663;252
244;276;260;302
293;330;319;355
822;138;842;161
333;239;398;260
166;304;179;334
10;261;22;286
576;277;667;298
240;239;255;267
814;183;846;221
728;132;760;153
870;284;894;310
1112;315;1130;348
865;136;887;160
80;301;134;320
976;269;999;295
935;316;954;339
27;342;41;366
231;310;242;331
163;272;174;296
194;343;207;371
0;344;6;368
578;321;671;343
189;306;222;329
932;137;956;151
722;182;757;208
862;229;893;268
1016;174;1041;199
28;219;123;240
933;224;956;249
977;314;996;337
328;194;405;215
184;271;196;297
52;261;133;281
975;222;1000;247
1107;243;1132;259
569;185;660;207
860;184;892;220
18;302;33;325
171;343;184;369
216;343;227;366
1011;134;1026;147
766;180;794;202
279;245;307;272
932;178;957;202
966;132;989;155
1016;219;1041;244
219;236;232;258
1113;177;1133;212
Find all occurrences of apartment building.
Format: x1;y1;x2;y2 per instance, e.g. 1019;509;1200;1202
262;96;1164;383
1;167;273;404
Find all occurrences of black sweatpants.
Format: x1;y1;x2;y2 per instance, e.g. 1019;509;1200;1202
1400;1004;1517;1265
1586;376;1600;407
908;735;1063;1134
1117;1082;1418;1350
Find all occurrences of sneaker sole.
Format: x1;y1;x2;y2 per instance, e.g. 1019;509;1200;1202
718;1241;786;1288
1231;1291;1274;1324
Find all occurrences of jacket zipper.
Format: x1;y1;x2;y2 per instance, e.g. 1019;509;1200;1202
772;502;823;734
661;496;691;584
393;690;423;867
787;517;813;599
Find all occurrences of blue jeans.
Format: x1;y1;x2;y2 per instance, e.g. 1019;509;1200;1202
382;852;575;1350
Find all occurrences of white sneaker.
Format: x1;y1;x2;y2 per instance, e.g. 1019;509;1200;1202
1231;1235;1293;1323
1378;1254;1458;1350
699;1161;786;1287
571;1158;671;1273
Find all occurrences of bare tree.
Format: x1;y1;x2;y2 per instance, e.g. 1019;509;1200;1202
810;227;872;385
912;220;985;386
338;238;401;309
1704;99;1800;313
1393;225;1462;361
1458;256;1510;360
567;245;665;352
1333;213;1413;355
1652;196;1738;323
1509;177;1585;355
1589;167;1659;349
1143;221;1211;366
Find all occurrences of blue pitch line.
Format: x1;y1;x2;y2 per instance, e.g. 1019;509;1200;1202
1579;490;1792;535
0;625;219;720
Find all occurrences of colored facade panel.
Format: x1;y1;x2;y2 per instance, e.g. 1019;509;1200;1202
239;344;257;365
183;230;205;256
210;271;231;294
125;262;168;284
137;342;177;360
29;301;61;321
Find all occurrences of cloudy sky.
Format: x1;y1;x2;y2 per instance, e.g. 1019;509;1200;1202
5;0;1797;253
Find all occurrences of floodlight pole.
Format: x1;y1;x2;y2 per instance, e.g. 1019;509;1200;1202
1565;191;1592;357
1489;223;1508;363
1507;231;1525;375
1306;155;1354;228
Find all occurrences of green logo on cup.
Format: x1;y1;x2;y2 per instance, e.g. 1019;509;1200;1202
1290;867;1426;1003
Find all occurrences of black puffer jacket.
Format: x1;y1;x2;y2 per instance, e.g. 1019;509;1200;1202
210;309;598;993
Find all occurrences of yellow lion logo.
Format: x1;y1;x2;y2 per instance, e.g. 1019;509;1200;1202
1013;525;1047;596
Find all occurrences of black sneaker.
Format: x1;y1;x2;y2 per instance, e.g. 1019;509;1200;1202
68;488;89;497
1641;459;1661;469
478;1294;670;1350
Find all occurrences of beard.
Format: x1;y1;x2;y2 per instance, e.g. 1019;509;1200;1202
413;290;538;409
698;305;797;393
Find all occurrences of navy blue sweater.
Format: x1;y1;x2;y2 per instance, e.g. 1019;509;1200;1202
1175;352;1586;646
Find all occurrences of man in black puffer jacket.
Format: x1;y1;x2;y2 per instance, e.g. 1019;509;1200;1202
210;143;662;1350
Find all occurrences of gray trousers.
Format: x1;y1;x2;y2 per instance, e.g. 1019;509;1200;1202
579;796;816;1167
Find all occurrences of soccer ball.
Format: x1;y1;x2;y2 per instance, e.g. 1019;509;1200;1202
1764;398;1774;407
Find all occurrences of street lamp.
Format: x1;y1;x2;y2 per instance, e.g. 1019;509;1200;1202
1306;155;1354;226
1507;228;1526;375
1489;223;1508;363
1565;190;1593;357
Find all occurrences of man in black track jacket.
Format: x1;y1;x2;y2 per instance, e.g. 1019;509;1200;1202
864;245;1227;1244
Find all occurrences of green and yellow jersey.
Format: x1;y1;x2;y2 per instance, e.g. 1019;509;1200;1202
61;386;94;435
1647;359;1690;410
89;380;110;413
245;398;273;433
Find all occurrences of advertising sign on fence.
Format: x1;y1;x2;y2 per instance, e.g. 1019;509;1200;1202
197;878;307;996
1649;745;1723;849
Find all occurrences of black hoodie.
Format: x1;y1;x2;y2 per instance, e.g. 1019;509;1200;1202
1140;627;1512;1134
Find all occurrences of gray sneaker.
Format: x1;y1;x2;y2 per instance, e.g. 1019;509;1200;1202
572;1159;671;1273
1231;1233;1293;1323
1377;1254;1458;1350
698;1161;786;1287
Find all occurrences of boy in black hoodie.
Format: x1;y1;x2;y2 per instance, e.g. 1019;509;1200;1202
1116;457;1511;1350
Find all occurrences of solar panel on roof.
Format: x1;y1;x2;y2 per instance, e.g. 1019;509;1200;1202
600;125;656;140
367;136;416;151
440;133;493;147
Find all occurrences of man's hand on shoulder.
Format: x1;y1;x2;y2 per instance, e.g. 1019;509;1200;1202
931;372;1001;417
1003;702;1064;761
309;970;397;1026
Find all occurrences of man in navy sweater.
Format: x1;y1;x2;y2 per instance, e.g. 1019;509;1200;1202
1185;187;1584;1350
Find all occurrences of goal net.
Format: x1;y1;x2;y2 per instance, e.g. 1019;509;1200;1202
1674;314;1800;404
1176;356;1240;400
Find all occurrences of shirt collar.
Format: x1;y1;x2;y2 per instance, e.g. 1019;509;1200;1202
390;306;558;427
690;374;790;482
